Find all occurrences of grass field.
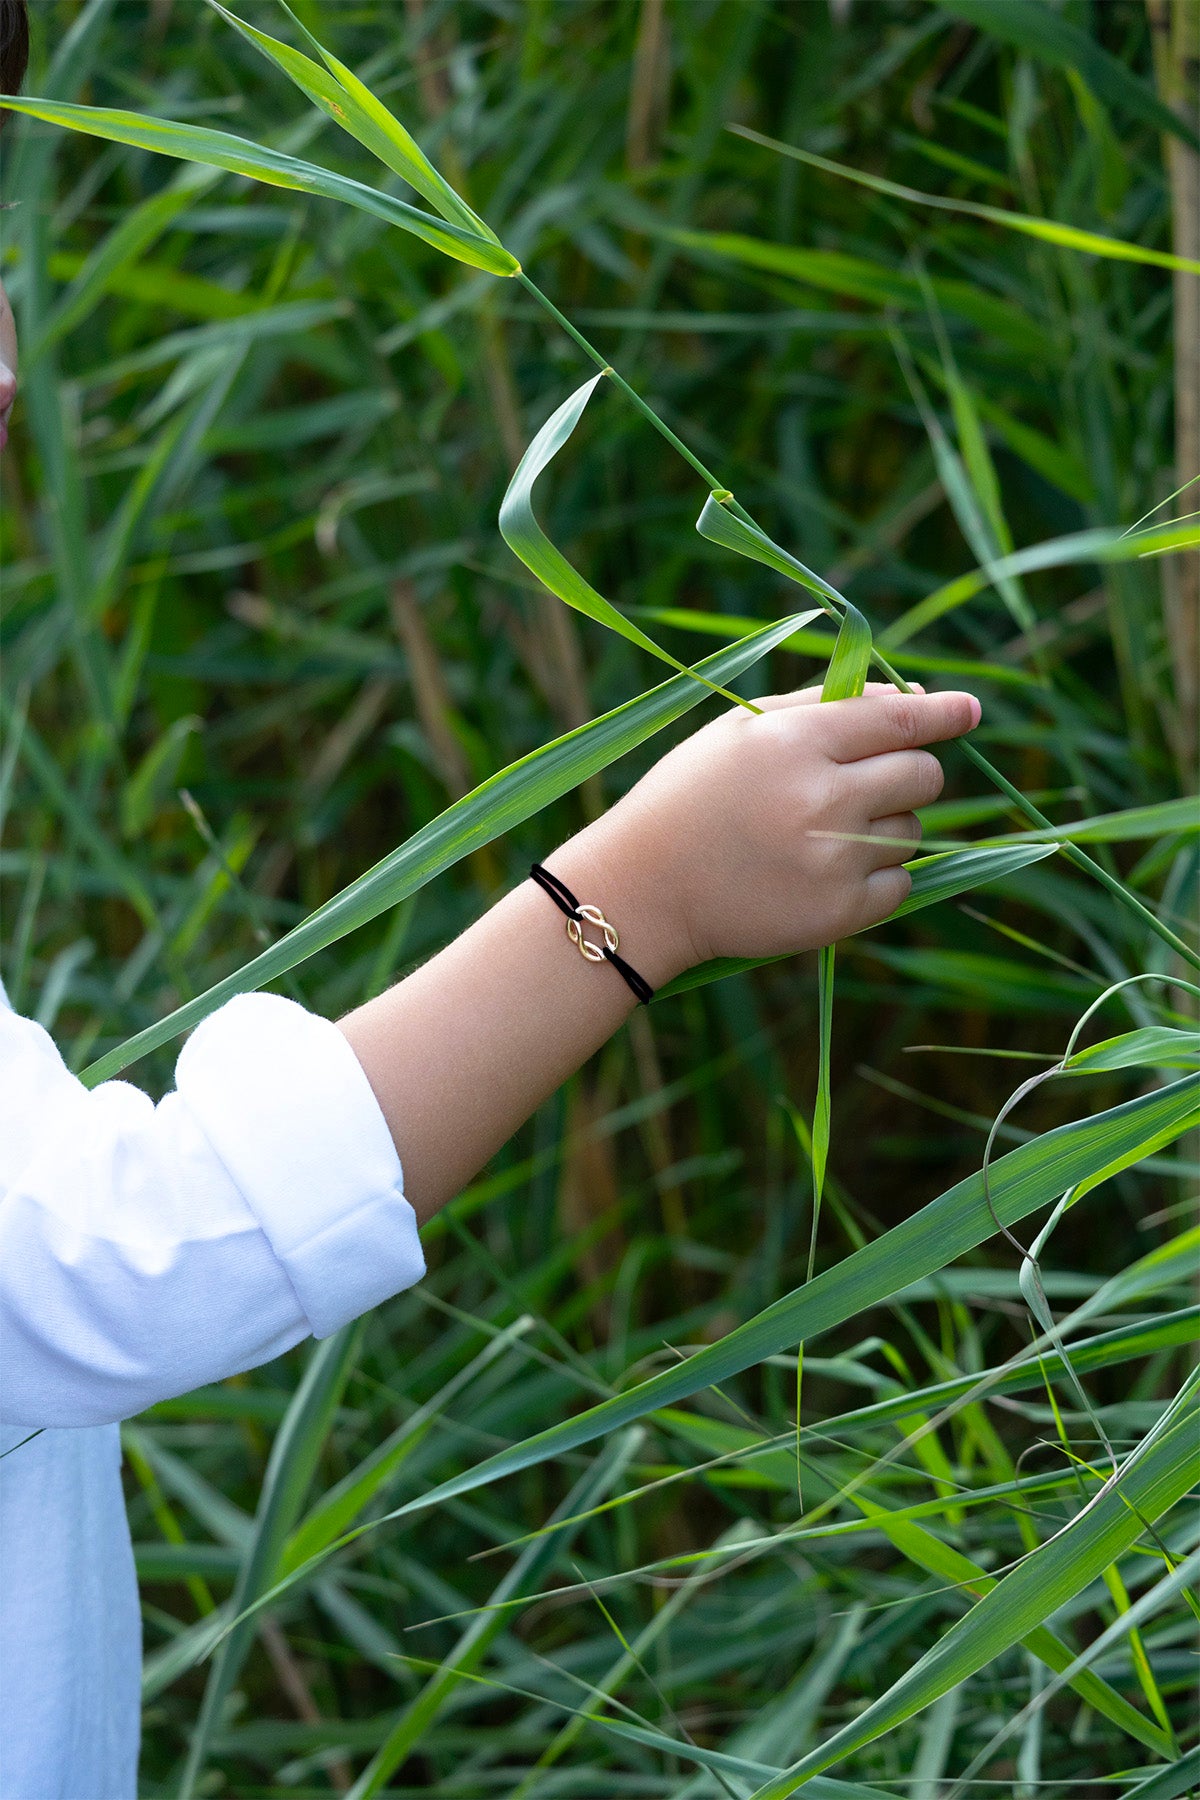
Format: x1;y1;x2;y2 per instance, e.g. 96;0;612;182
2;1;1198;1794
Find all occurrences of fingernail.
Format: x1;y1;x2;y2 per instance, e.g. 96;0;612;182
967;696;982;728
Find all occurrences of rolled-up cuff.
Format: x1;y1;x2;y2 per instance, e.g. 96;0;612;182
175;992;425;1338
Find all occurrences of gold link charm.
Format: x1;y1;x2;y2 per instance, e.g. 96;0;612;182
567;902;619;963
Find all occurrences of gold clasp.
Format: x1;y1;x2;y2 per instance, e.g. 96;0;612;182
567;902;619;963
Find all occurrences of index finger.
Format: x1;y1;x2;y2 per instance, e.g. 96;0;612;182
819;691;981;762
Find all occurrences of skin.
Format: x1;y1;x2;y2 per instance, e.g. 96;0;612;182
0;273;981;1226
0;278;16;453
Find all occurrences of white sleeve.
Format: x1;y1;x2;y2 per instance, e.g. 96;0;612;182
0;990;425;1429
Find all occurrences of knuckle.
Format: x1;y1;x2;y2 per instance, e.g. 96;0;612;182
917;751;944;802
811;763;845;823
889;695;922;746
869;865;911;923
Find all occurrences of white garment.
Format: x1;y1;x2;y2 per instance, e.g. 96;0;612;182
0;983;425;1798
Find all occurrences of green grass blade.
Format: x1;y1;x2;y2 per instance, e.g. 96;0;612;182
730;130;1200;275
885;523;1200;647
27;166;218;363
1063;1028;1200;1075
892;331;1035;636
2;98;518;276
79;613;811;1084
748;1385;1200;1795
995;797;1199;846
669;230;1043;354
1121;1749;1200;1800
830;1488;1173;1758
819;601;871;703
500;376;750;706
208;1;499;245
697;491;844;609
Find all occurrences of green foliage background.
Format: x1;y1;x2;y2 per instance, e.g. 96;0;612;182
1;1;1197;1794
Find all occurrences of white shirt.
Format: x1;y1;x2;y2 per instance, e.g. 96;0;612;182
0;982;425;1798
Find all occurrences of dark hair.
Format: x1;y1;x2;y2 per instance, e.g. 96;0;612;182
1;0;29;108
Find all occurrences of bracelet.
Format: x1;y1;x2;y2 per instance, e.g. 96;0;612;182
529;862;655;1005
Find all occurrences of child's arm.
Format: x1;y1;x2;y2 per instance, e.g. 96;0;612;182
339;684;978;1221
0;682;974;1431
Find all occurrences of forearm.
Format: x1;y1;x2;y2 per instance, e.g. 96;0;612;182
337;684;980;1227
336;814;689;1225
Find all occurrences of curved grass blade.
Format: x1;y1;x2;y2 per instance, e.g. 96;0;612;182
208;1;499;246
730;129;1200;276
746;1383;1200;1796
655;843;1058;999
213;1075;1200;1641
80;612;814;1084
819;602;871;704
2;97;519;276
697;491;843;610
501;378;751;706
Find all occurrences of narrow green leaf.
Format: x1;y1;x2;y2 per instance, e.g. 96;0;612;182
839;1488;1172;1758
997;796;1199;846
1063;1028;1200;1075
799;601;872;1478
500;377;749;705
209;1;499;245
810;946;835;1219
730;129;1200;275
893;332;1035;635
120;714;201;840
2;97;519;276
669;230;1044;353
885;523;1200;647
819;601;871;702
28;165;218;362
1121;1749;1200;1800
283;1317;536;1574
696;491;843;608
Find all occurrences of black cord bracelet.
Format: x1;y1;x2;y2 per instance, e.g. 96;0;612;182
529;862;655;1005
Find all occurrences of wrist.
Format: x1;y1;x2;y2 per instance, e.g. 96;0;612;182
540;813;694;995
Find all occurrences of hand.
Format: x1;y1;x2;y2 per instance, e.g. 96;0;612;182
579;682;981;972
